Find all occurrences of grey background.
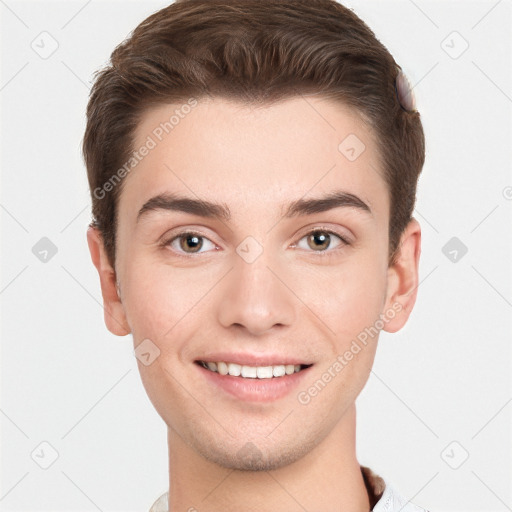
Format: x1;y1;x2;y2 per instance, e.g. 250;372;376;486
1;0;511;510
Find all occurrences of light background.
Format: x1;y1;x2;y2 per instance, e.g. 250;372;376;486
1;0;511;511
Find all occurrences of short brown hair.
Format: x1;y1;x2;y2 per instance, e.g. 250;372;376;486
83;0;425;269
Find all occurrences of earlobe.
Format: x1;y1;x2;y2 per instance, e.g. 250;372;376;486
382;218;422;333
86;226;131;336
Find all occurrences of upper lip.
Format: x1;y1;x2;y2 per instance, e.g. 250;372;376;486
195;352;313;367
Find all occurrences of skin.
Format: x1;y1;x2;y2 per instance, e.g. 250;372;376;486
87;96;421;512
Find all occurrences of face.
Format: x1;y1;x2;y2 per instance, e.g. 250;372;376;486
89;96;419;471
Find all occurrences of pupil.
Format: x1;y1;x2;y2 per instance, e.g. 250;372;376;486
182;234;202;252
309;231;329;250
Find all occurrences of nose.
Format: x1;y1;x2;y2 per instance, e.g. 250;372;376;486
216;250;296;336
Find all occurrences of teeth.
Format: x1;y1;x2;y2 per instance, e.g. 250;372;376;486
256;366;273;379
217;361;229;375
228;363;241;376
200;361;307;378
241;365;257;378
273;365;286;377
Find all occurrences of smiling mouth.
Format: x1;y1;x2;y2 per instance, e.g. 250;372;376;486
195;360;313;379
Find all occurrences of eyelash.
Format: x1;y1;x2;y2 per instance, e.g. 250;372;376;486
160;228;351;258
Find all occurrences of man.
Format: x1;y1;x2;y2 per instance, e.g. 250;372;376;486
84;1;428;510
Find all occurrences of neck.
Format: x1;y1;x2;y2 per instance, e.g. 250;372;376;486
166;403;370;512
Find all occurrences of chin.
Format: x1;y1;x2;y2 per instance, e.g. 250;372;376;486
193;434;318;472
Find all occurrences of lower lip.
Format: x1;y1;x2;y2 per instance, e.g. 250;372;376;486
196;363;313;402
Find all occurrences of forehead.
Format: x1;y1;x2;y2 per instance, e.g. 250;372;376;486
121;96;387;223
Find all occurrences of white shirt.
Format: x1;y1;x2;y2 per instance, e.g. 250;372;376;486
148;465;430;511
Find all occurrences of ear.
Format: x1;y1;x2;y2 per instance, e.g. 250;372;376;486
382;218;421;333
86;225;131;336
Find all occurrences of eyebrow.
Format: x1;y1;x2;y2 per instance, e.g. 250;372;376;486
136;190;372;223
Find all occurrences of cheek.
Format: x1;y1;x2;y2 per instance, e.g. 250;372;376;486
294;252;387;340
119;256;218;343
119;222;388;338
134;351;200;437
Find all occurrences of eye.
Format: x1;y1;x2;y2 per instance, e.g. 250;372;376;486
161;227;350;258
162;231;217;255
293;228;350;255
